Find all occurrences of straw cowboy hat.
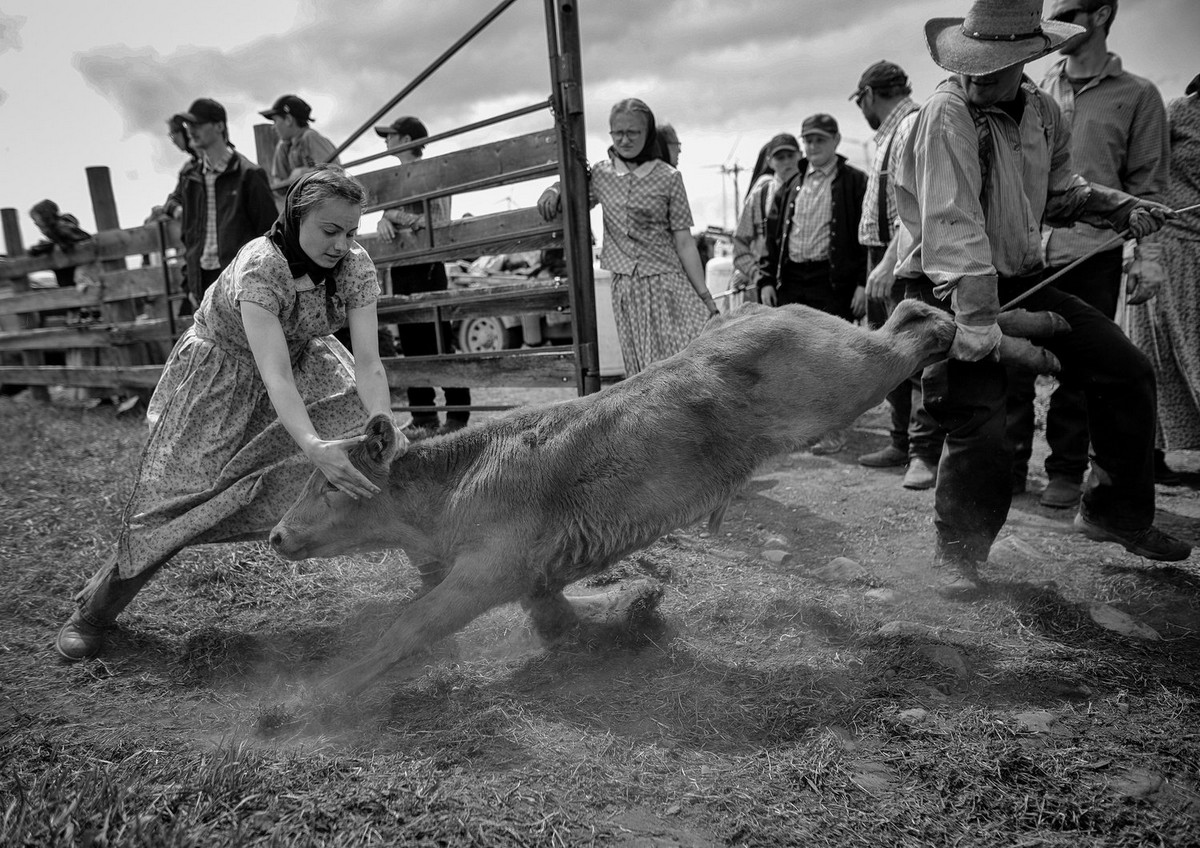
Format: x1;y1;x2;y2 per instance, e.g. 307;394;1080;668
925;0;1084;76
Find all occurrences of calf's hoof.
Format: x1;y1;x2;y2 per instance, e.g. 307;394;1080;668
56;612;106;661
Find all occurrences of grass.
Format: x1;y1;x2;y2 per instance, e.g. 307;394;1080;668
2;390;1199;846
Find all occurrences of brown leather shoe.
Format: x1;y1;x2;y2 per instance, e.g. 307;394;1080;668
1040;477;1081;509
903;457;938;490
935;560;983;599
56;611;106;661
1074;513;1192;562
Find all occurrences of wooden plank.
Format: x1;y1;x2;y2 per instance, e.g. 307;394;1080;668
0;283;571;349
0;265;184;315
0;224;182;279
385;349;576;388
0;317;190;351
357;130;559;212
377;283;569;323
360;207;563;266
0;364;164;388
0;348;577;390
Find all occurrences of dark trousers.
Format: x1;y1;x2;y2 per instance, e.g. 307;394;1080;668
907;273;1156;565
389;263;470;425
1006;248;1124;483
778;260;852;321
396;320;471;424
865;247;945;463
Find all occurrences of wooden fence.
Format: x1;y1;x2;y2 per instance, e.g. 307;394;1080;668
0;0;600;403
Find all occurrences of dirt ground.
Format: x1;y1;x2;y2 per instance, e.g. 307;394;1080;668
2;386;1199;846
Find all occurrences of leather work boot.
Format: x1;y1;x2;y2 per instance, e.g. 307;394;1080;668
55;566;149;661
902;457;938;490
858;445;908;468
1040;477;1081;509
56;611;108;661
935;559;984;599
1074;513;1192;562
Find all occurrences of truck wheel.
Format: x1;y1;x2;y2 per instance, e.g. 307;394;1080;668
457;317;513;353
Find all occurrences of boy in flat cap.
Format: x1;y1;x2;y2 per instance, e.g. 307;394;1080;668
758;112;868;455
261;94;340;195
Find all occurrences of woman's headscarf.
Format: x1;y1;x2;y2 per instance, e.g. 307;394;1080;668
745;141;774;200
266;170;344;325
608;98;663;167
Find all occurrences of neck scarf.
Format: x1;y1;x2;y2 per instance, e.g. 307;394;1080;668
608;114;663;168
266;172;343;326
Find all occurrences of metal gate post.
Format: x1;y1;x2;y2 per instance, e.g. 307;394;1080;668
546;0;600;395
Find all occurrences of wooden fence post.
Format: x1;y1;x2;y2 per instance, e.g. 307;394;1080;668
255;124;284;214
1;207;50;400
87;165;150;391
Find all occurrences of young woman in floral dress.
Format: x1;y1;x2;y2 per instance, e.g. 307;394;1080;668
56;166;403;661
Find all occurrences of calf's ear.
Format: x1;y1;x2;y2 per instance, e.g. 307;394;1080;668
360;413;407;470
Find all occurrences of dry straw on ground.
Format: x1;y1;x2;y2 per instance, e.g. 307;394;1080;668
2;388;1199;846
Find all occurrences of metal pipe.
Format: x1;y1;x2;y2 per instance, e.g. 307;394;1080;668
326;0;521;163
550;0;600;396
340;101;551;170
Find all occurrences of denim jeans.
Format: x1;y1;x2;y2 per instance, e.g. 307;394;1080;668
906;273;1156;564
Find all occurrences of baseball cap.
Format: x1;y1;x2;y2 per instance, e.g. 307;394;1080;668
374;115;429;140
179;98;227;125
766;133;800;156
260;94;313;122
800;113;839;139
850;60;910;100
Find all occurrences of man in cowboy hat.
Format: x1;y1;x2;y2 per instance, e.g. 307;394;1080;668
1006;0;1172;507
893;0;1187;595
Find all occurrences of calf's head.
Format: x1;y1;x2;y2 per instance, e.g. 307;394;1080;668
270;414;405;560
882;299;956;369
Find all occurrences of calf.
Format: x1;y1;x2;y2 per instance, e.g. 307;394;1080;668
271;299;1054;694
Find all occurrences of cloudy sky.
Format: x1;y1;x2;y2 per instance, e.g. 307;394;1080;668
1;0;1197;252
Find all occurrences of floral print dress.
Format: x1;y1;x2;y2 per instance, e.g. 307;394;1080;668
1126;94;1200;450
114;236;380;578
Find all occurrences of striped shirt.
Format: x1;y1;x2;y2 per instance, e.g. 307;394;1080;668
787;158;836;262
1040;54;1169;265
590;156;694;276
199;146;233;271
858;98;919;248
732;172;783;284
894;77;1098;290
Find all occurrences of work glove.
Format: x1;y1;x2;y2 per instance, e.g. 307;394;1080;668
537;184;562;220
996;309;1071;374
1126;241;1167;305
1084;186;1173;239
945;274;1001;361
943;274;1069;373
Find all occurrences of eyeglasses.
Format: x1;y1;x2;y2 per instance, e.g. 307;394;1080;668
609;130;644;140
853;88;871;107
